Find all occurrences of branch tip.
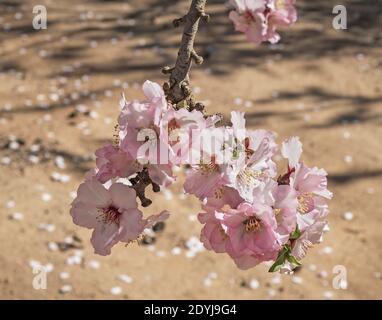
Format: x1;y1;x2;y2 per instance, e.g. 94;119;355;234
173;15;187;28
191;50;204;65
162;66;174;75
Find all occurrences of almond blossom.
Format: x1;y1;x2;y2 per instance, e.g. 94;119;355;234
228;0;297;44
94;143;138;183
70;180;168;255
218;201;282;269
118;81;175;187
281;137;332;232
71;77;330;272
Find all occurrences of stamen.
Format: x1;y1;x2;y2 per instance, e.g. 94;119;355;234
199;156;219;175
297;193;313;214
244;10;256;24
274;208;282;224
214;187;224;199
244;217;261;233
113;124;120;146
237;167;262;185
97;206;121;225
168;118;179;133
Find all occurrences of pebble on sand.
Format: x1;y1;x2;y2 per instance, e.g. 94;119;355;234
59;285;72;294
48;242;59;252
1;156;11;165
344;155;353;164
202;277;213;287
110;286;122;295
59;272;70;280
320;246;333;254
118;274;133;284
292;276;303;285
41;193;52;202
88;260;101;269
38;223;56;232
171;247;182;255
342;211;354;221
9;212;24;221
249;279;260;289
323;291;334;300
5;200;15;208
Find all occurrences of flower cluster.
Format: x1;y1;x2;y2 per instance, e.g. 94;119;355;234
195;124;332;271
228;0;297;44
70;80;331;272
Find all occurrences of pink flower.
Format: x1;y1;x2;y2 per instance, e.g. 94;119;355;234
280;219;328;273
70;180;169;255
118;81;175;187
218;202;281;268
229;0;268;44
119;80;167;132
228;0;297;44
184;156;229;200
94;143;140;183
161;108;208;165
291;164;332;231
198;204;231;254
271;183;298;243
203;186;243;210
142;80;168;126
281;136;302;170
183;126;229;200
145;163;175;187
281;137;332;231
252;180;298;243
227;120;278;202
266;0;298;43
118;80;167;161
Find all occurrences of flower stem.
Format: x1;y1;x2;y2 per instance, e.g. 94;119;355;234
163;0;209;109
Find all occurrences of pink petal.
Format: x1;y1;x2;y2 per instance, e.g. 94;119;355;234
109;183;137;210
91;222;121;256
281;136;302;168
75;180;110;207
145;210;170;229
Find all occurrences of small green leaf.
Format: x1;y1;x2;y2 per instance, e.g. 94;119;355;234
268;246;290;273
290;226;301;240
286;255;302;266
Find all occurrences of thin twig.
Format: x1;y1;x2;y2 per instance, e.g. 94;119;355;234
163;0;209;109
133;0;209;206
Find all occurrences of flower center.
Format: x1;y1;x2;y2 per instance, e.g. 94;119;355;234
275;0;286;10
238;167;262;184
244;10;256;24
97;206;121;225
244;217;261;233
214;187;224;199
199;156;219;175
273;208;283;224
297;193;313;214
168;118;180;133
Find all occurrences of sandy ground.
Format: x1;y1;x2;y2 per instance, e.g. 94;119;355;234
0;0;381;299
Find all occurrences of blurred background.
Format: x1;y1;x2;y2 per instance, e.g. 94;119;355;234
0;0;381;299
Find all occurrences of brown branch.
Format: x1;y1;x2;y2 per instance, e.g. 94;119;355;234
130;169;160;207
163;0;208;109
132;0;209;207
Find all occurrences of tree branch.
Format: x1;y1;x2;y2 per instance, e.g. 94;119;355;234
130;169;160;207
134;0;209;207
163;0;208;109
